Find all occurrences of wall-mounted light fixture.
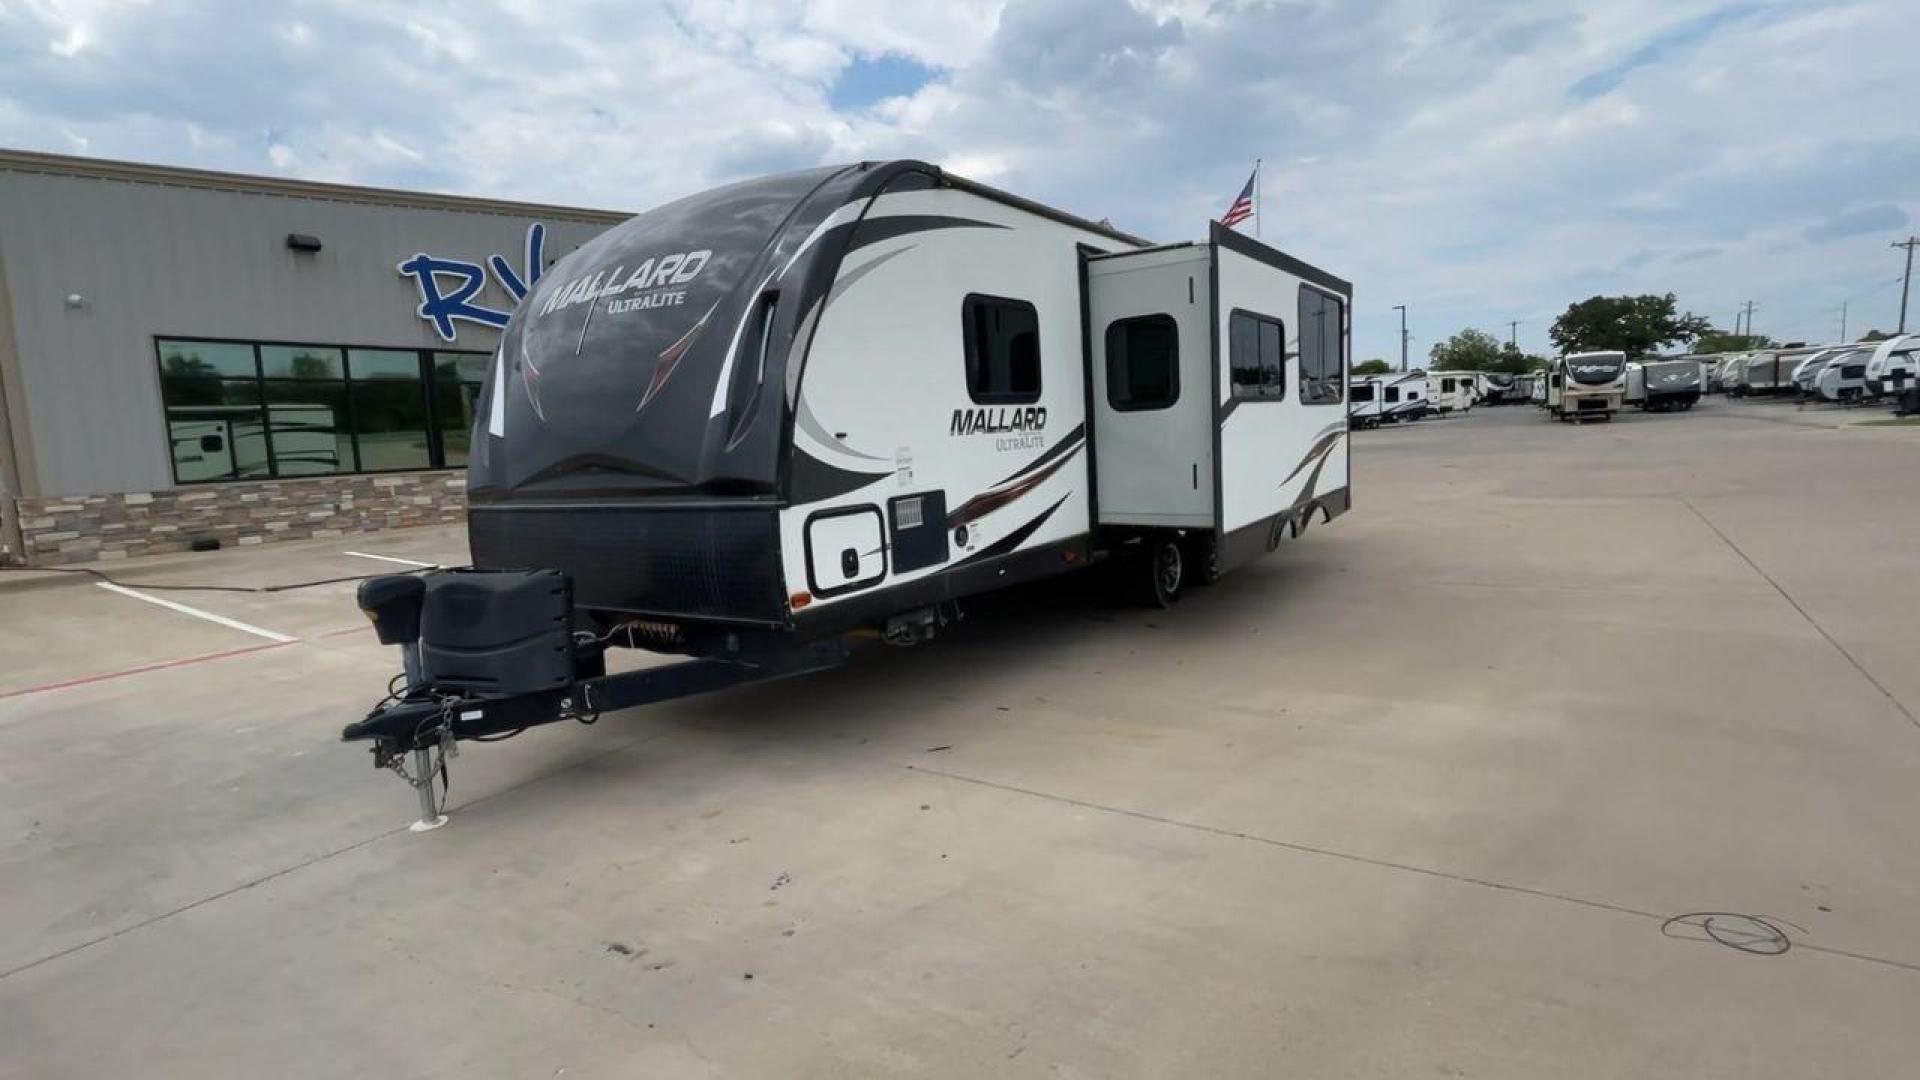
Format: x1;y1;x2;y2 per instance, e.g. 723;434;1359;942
286;233;323;253
64;293;88;310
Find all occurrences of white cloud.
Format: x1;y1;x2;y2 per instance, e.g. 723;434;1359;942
0;0;1915;354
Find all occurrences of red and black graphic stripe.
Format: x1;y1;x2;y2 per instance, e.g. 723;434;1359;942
947;429;1085;528
953;494;1069;566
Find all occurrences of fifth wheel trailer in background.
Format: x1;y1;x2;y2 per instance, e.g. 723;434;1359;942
342;159;1357;825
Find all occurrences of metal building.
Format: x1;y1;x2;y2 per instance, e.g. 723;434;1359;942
0;149;625;564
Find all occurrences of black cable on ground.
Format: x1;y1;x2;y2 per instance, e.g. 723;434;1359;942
0;562;437;593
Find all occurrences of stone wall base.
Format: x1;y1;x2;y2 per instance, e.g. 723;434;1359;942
9;471;467;565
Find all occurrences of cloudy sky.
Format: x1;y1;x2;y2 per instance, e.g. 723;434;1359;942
1;0;1915;361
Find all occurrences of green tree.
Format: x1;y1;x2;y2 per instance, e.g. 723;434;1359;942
1691;330;1776;354
1353;358;1392;375
1488;342;1549;373
1859;329;1893;343
1549;294;1711;356
1427;328;1504;371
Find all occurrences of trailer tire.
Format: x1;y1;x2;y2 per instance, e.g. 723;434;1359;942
1183;533;1221;586
1147;537;1184;608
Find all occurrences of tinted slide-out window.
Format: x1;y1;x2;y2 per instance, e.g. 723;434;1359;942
963;294;1041;404
1298;286;1345;404
1105;314;1180;411
1229;309;1285;401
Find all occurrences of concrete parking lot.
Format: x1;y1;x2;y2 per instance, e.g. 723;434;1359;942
4;400;1919;1078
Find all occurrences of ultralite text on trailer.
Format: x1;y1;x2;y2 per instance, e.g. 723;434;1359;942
343;161;1354;827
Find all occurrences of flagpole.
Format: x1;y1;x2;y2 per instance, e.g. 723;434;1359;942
1253;158;1261;240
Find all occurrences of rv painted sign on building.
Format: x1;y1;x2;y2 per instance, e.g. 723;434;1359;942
398;223;547;342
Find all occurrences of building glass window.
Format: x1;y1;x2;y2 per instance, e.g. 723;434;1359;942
1105;314;1180;411
1228;309;1286;401
347;349;431;472
962;294;1041;403
156;338;487;485
1297;286;1344;405
433;352;490;468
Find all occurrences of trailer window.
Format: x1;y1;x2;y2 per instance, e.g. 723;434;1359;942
1297;286;1344;405
1228;309;1285;401
1350;383;1374;402
1105;314;1179;411
1385;387;1401;403
962;294;1041;404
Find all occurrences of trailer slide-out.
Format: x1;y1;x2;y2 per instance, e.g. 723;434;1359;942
344;161;1356;826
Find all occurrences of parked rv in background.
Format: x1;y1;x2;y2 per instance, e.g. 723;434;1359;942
1546;351;1626;422
1624;359;1702;411
1812;347;1872;402
1789;349;1838;398
1379;371;1432;423
1863;334;1919;399
1428;371;1477;415
1348;375;1387;429
1737;346;1826;396
1717;353;1750;396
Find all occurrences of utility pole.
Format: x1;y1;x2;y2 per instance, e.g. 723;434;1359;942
1393;305;1408;371
1894;237;1918;335
1840;300;1848;343
1507;320;1519;348
1739;300;1756;340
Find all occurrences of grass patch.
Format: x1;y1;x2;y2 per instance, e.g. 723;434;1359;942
1853;417;1920;427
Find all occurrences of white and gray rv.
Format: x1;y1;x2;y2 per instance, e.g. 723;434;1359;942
1623;358;1702;411
341;161;1355;824
1377;371;1431;422
1348;375;1386;428
1863;334;1919;400
1427;370;1478;415
1814;346;1874;402
1740;346;1827;396
1546;351;1626;421
1717;353;1750;396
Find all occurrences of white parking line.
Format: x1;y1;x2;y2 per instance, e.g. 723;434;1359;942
94;582;296;644
342;550;438;568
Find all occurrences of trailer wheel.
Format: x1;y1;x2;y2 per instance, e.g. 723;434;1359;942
1184;533;1222;586
1147;537;1184;608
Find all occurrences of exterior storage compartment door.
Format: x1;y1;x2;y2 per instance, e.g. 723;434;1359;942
805;505;886;597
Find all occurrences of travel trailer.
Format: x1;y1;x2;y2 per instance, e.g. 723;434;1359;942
1738;346;1828;396
1716;353;1749;395
1427;371;1478;414
341;160;1356;825
1624;359;1702;411
1789;350;1838;398
1546;351;1626;421
1863;334;1920;399
1375;371;1432;422
1348;375;1387;428
1814;347;1874;402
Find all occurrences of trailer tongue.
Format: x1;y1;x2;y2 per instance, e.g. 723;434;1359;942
343;570;846;831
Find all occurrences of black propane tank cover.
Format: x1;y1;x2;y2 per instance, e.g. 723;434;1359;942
357;574;426;645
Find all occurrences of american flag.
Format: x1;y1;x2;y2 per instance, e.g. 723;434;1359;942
1221;166;1256;230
